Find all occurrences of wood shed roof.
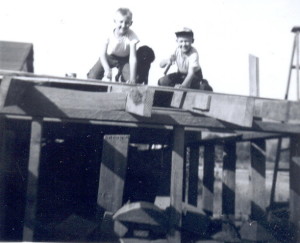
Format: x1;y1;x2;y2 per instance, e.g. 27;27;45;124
0;41;34;72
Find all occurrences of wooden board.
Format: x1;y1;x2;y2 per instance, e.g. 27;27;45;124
1;77;300;134
97;135;130;213
182;92;255;127
18;83;126;117
170;91;185;108
222;141;236;219
254;99;300;122
22;118;43;241
125;86;154;117
168;126;185;243
250;139;266;220
249;55;260;97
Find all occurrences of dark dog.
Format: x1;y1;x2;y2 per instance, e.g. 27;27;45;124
116;45;155;84
200;79;213;91
136;45;155;84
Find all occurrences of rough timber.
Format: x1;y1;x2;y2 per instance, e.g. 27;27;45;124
0;70;300;242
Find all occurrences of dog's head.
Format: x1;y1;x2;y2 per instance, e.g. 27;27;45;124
137;45;155;64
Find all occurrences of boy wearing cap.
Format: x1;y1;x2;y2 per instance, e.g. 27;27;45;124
158;27;212;90
87;8;139;83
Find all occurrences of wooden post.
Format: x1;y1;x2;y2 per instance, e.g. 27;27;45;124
249;55;259;96
290;134;300;241
168;126;184;243
0;117;6;239
222;141;236;220
188;145;200;206
250;139;266;220
22;118;43;241
97;135;130;213
202;143;215;216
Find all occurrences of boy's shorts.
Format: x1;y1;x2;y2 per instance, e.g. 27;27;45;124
158;69;203;89
87;55;129;80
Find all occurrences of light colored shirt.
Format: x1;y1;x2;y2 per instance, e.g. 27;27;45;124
175;46;201;74
105;29;139;57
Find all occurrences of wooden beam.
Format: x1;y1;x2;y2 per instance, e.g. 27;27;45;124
290;134;300;242
254;99;300;123
5;82;127;117
1;77;300;133
3;73;300;122
250;139;266;220
202;143;215;216
97;135;130;213
182;92;255;127
125;86;154;117
168;126;185;243
249;55;260;96
22;118;43;241
170;90;185;108
1;105;300;134
222;141;236;220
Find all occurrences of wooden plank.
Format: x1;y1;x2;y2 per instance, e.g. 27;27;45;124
254;99;289;122
170;90;185;108
22;118;43;241
222;141;236;220
125;86;154;117
168;126;185;243
192;93;211;111
97;135;130;213
2;104;300;134
188;145;200;206
290;135;300;242
202;143;215;216
249;55;260;96
21;84;127;116
254;99;300;122
250;139;266;220
182;92;255;127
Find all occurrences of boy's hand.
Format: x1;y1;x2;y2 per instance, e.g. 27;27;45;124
130;39;140;46
102;69;112;81
127;79;136;84
169;54;176;64
175;84;183;89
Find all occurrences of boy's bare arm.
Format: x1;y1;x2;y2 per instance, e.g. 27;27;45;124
180;66;197;88
99;42;112;80
128;40;139;83
160;54;175;68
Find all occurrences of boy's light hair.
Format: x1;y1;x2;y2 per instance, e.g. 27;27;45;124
116;8;133;20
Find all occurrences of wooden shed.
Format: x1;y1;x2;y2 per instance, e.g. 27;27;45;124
0;41;34;72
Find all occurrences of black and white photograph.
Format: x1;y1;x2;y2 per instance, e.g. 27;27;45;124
1;0;300;242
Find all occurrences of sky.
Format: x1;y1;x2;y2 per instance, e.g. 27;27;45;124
1;0;300;100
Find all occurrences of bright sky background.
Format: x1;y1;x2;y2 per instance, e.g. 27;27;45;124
1;0;300;100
